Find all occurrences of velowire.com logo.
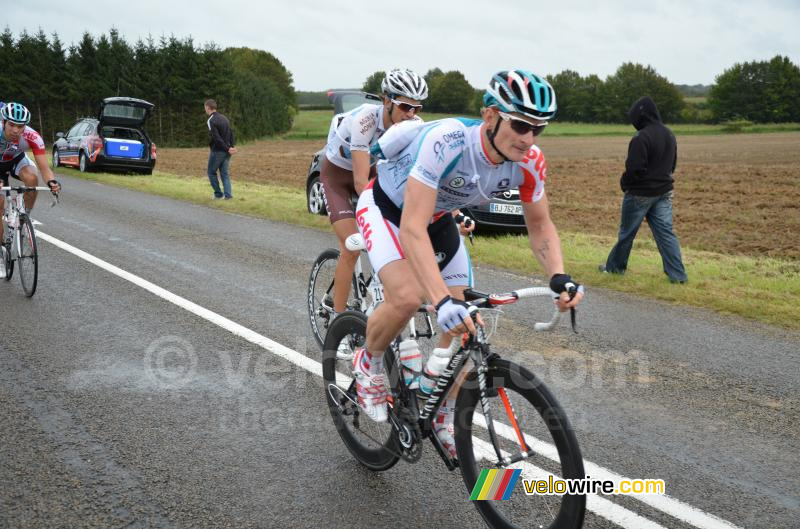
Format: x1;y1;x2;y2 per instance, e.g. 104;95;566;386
470;469;522;501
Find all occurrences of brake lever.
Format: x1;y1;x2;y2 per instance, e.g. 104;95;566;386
567;286;578;334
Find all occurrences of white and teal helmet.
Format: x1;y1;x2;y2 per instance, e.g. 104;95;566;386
484;70;557;121
381;69;429;101
1;102;32;125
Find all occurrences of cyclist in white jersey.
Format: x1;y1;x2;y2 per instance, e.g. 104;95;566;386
0;102;61;278
319;69;428;317
351;70;584;456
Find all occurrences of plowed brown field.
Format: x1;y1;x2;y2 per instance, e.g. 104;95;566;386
157;133;800;259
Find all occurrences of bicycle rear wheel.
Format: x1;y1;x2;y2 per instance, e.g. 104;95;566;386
455;359;586;529
322;310;399;471
18;215;38;297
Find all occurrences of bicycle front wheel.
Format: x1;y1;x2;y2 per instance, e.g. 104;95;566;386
18;215;38;297
322;310;399;471
455;359;586;529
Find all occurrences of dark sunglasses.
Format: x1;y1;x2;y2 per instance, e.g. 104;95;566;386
391;98;423;113
498;111;547;136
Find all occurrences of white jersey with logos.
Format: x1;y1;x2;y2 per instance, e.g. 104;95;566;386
324;103;387;171
372;118;547;215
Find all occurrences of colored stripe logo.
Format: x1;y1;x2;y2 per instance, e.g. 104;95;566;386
470;469;522;500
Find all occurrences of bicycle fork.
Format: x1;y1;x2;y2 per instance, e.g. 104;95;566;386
472;347;538;468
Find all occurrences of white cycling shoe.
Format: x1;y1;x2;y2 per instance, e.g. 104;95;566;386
352;348;388;423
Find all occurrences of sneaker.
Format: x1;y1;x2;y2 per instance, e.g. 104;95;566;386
599;264;624;275
223;195;233;200
213;195;223;200
352;348;388;423
434;399;457;458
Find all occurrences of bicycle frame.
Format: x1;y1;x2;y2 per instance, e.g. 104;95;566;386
1;186;54;253
388;286;564;470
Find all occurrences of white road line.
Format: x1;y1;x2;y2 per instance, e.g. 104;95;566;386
37;230;743;529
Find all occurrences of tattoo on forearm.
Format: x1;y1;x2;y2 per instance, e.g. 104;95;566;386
537;239;550;261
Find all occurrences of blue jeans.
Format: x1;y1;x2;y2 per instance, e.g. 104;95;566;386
207;150;232;198
605;191;688;282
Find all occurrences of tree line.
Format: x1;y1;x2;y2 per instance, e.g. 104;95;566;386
362;57;800;124
0;28;295;147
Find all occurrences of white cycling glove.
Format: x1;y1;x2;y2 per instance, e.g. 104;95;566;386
435;295;471;332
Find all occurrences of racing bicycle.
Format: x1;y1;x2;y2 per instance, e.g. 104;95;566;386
1;185;58;297
322;285;586;529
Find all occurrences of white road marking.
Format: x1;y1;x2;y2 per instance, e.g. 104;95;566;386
36;230;744;529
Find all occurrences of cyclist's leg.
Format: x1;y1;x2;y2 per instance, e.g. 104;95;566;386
331;217;360;313
320;156;360;313
366;258;425;356
352;187;423;421
15;156;38;211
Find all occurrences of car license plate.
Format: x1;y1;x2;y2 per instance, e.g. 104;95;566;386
489;203;523;215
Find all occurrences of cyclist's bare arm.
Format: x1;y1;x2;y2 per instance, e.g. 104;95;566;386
400;179;476;334
522;195;582;310
32;152;60;192
351;150;371;196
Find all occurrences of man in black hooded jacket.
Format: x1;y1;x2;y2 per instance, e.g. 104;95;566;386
600;96;688;283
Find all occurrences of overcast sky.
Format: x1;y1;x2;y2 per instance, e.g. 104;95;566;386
9;0;800;91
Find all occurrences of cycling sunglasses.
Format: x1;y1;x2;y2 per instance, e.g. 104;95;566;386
497;111;547;136
391;98;423;113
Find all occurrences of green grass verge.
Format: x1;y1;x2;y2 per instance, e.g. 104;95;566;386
57;165;800;330
282;110;800;139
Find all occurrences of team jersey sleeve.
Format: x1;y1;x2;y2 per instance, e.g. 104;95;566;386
23;127;46;156
407;120;467;190
348;105;380;152
517;145;547;203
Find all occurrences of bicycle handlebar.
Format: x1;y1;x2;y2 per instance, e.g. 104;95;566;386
1;186;60;207
0;186;55;192
464;286;575;332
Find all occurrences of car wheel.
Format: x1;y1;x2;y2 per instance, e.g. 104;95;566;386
307;174;326;215
79;152;90;172
52;149;60;168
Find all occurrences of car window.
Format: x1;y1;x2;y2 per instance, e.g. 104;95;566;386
339;93;381;113
103;103;147;121
67;123;84;138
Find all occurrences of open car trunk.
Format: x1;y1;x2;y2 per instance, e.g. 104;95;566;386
100;126;149;160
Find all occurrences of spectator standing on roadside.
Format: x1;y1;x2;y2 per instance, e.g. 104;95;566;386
600;96;688;283
204;99;237;200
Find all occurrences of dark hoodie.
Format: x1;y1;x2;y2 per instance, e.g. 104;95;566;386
619;96;677;196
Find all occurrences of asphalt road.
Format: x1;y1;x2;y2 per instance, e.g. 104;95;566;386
1;174;797;528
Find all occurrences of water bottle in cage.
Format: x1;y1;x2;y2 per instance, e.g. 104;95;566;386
418;347;455;395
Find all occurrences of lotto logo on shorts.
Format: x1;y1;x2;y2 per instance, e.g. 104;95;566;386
469;469;522;500
355;208;373;251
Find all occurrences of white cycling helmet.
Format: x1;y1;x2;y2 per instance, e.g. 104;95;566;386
381;69;429;101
